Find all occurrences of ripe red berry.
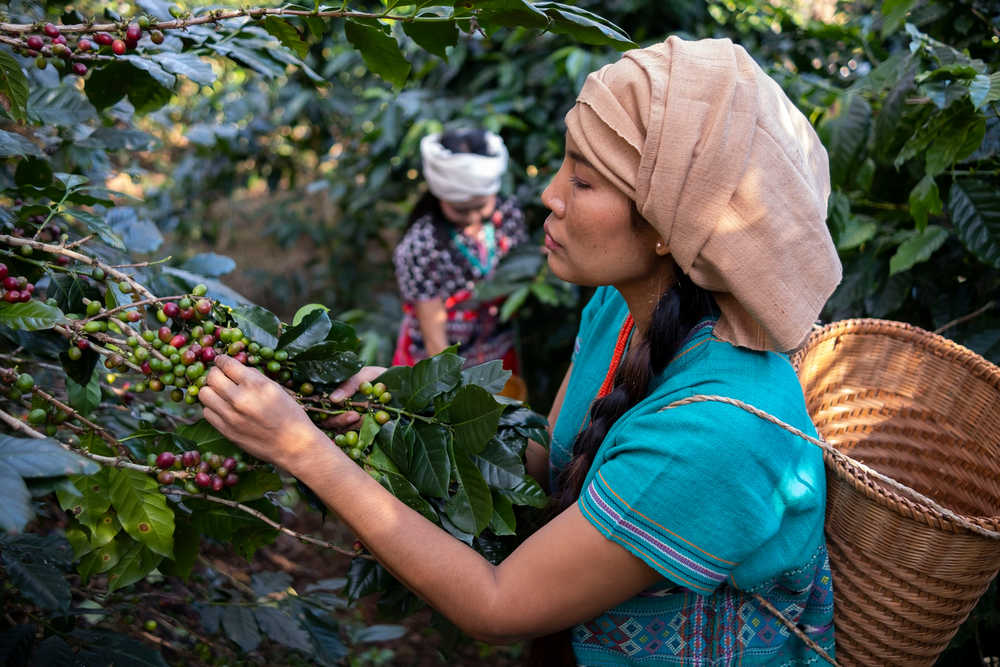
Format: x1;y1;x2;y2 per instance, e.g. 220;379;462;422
181;450;201;468
158;326;173;343
52;35;67;46
76;339;90;351
162;301;180;318
77;38;93;52
26;36;43;50
140;361;152;375
3;277;18;290
126;22;142;42
169;333;187;349
95;32;113;45
179;307;194;320
0;265;6;279
72;62;87;76
56;255;71;266
198;334;214;348
180;349;197;365
194;472;212;488
126;310;141;322
211;475;224;492
125;37;138;50
43;23;60;38
222;457;236;472
4;291;20;303
155;451;176;469
195;298;212;315
111;39;126;55
156;470;175;485
233;351;248;364
224;473;239;487
200;347;216;363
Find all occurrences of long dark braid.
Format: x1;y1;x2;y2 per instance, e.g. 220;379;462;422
551;272;714;514
527;268;713;667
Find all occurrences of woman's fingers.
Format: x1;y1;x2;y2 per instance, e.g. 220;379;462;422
329;366;386;403
321;411;361;430
214;354;263;385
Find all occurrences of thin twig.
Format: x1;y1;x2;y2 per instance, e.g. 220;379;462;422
934;301;996;335
31;385;133;458
166;487;370;559
0;8;449;35
65;235;93;250
0;234;154;300
0;406;47;438
52;324;144;374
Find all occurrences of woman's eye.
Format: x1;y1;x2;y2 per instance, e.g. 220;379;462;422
569;176;590;190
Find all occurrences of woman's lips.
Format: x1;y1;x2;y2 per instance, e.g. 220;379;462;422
543;222;563;251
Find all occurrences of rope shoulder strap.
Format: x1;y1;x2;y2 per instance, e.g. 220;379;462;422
657;393;1000;666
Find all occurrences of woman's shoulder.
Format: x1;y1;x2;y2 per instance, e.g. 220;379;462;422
635;332;817;443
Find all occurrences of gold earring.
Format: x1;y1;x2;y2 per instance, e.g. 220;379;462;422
655;240;665;251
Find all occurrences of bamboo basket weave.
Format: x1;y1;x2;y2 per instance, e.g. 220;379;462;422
789;318;1000;666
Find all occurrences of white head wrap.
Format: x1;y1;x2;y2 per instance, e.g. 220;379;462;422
420;131;509;203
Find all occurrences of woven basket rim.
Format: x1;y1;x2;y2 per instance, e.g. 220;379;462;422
794;318;1000;537
792;318;1000;390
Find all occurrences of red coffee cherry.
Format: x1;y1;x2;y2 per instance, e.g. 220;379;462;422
26;36;44;50
194;472;212;488
125;22;142;42
162;301;180;318
155;452;176;469
43;23;60;38
111;39;126;55
95;32;113;46
72;62;87;76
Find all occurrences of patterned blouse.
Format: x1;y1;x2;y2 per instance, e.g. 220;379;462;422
391;196;529;368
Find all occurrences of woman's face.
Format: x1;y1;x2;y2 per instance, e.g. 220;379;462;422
540;134;666;289
440;195;496;228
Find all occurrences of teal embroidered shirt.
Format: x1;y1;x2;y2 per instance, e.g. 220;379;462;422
551;286;835;665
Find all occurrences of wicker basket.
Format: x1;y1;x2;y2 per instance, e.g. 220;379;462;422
790;318;1000;666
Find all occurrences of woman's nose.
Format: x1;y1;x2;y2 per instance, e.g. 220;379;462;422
541;180;565;217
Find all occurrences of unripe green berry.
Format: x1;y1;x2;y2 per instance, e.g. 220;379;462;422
299;382;314;396
192;284;207;296
374;410;391;425
378;392;392;404
27;408;47;425
119;281;132;293
344;430;358;446
259;347;274;359
15;373;35;392
360;381;374;395
274;350;288;362
86;300;102;316
67;346;82;361
266;360;281;373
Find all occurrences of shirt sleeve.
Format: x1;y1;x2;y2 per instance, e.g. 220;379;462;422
393;219;448;303
577;399;809;594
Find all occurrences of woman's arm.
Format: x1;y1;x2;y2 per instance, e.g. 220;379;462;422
414;297;449;356
524;363;572;491
200;357;662;644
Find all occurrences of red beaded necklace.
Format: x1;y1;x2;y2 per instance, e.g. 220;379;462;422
597;313;635;399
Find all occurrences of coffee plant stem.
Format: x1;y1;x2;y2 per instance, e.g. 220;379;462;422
0;8;448;36
65;235;94;250
30;385;136;459
167;487;370;559
0;234;155;300
934;300;997;335
109;258;172;270
79;294;186;325
53;324;145;374
0;406;46;438
0;353;61;373
346;400;435;423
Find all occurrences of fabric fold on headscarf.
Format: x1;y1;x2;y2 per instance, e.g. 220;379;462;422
420;131;509;203
564;36;841;352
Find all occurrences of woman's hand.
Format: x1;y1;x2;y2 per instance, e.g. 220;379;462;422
321;365;387;430
199;355;325;472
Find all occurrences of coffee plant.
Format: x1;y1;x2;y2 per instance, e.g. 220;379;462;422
0;1;633;663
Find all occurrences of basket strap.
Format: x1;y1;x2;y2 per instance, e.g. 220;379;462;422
658;394;1000;540
749;591;838;667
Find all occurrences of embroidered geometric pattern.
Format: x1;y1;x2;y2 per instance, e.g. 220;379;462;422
572;545;835;666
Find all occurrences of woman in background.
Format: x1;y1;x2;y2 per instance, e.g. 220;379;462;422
391;127;528;376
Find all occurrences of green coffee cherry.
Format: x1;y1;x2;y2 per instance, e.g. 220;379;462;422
27;408;47;425
15;373;35;392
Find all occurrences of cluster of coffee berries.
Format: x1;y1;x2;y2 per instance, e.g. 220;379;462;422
0;264;36;303
149;448;248;494
329;381;393;461
15;16;165;77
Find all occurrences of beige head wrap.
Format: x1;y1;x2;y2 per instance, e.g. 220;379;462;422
564;36;841;351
